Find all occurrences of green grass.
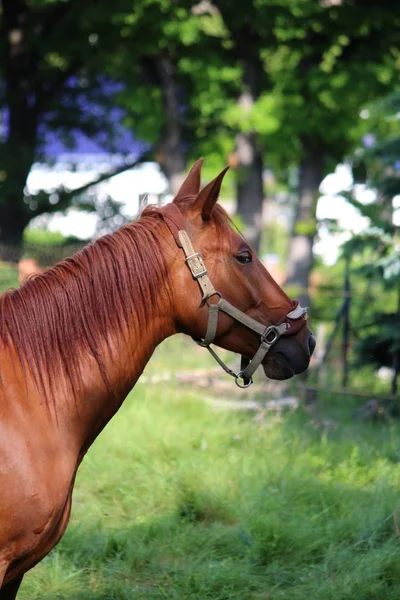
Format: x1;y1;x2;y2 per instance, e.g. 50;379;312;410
0;262;19;291
17;338;400;600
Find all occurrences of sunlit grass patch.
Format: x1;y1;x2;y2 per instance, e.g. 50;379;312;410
0;262;19;291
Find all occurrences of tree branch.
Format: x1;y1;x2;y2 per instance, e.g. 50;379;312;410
30;148;154;218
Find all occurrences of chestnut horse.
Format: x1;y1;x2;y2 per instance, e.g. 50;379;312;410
0;160;314;598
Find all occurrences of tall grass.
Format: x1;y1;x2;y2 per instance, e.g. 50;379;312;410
18;340;400;599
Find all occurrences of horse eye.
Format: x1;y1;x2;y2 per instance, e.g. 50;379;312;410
235;252;252;264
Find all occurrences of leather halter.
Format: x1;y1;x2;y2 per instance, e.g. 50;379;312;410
162;204;308;388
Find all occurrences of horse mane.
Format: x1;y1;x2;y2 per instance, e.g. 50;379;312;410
0;201;234;404
0;206;173;402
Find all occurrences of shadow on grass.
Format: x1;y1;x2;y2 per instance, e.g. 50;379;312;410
20;467;400;600
17;380;400;599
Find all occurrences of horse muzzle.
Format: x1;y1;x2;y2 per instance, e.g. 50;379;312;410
262;327;316;380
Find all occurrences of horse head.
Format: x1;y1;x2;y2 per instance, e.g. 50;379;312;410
163;159;315;383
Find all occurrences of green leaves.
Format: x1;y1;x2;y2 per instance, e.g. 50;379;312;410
223;93;280;135
340;88;400;377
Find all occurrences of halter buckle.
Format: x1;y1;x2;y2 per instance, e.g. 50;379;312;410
185;252;207;279
261;325;281;345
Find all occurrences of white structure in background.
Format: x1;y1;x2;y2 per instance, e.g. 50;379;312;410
27;156;171;239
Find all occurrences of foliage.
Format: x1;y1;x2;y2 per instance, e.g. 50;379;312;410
0;261;19;290
1;0;399;247
0;0;141;245
23;228;68;247
342;91;400;378
356;316;400;369
211;0;400;175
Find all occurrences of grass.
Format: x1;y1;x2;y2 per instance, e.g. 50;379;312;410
15;338;400;600
0;261;19;291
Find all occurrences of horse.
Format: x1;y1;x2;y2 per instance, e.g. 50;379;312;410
0;159;315;598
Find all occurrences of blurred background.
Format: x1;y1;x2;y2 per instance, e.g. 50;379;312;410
1;2;400;599
1;0;399;400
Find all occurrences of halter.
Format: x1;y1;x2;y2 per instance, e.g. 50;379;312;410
162;204;308;388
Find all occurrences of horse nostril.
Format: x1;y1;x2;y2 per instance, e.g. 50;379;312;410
308;333;316;356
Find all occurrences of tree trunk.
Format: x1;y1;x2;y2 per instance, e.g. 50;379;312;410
392;351;400;397
236;132;264;253
154;54;185;196
0;0;38;260
0;202;30;262
0;138;36;261
392;287;400;396
235;60;264;253
0;196;30;245
342;256;351;387
285;141;323;307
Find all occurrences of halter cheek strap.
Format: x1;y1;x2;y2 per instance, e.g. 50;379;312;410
162;204;308;388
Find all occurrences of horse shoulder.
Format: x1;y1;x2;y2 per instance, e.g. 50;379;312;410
0;371;77;584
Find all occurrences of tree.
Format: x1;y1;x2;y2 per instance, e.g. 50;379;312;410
0;0;239;258
343;91;400;394
261;0;400;305
108;1;189;195
208;0;275;252
0;0;142;253
187;0;399;263
114;1;241;196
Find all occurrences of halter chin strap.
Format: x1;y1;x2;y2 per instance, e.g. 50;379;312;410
162;204;308;388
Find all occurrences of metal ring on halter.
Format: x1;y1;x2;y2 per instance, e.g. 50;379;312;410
206;291;222;305
235;372;253;388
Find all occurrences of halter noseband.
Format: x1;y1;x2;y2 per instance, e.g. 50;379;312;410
162;204;308;388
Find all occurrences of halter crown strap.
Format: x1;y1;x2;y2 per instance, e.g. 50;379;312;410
178;230;216;300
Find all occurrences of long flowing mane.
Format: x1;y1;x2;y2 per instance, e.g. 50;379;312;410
0;201;234;403
0;207;173;400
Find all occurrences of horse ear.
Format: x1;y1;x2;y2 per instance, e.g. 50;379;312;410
173;158;204;203
192;166;229;221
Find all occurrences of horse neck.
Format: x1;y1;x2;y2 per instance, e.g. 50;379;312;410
71;300;175;458
65;238;177;456
2;219;179;458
